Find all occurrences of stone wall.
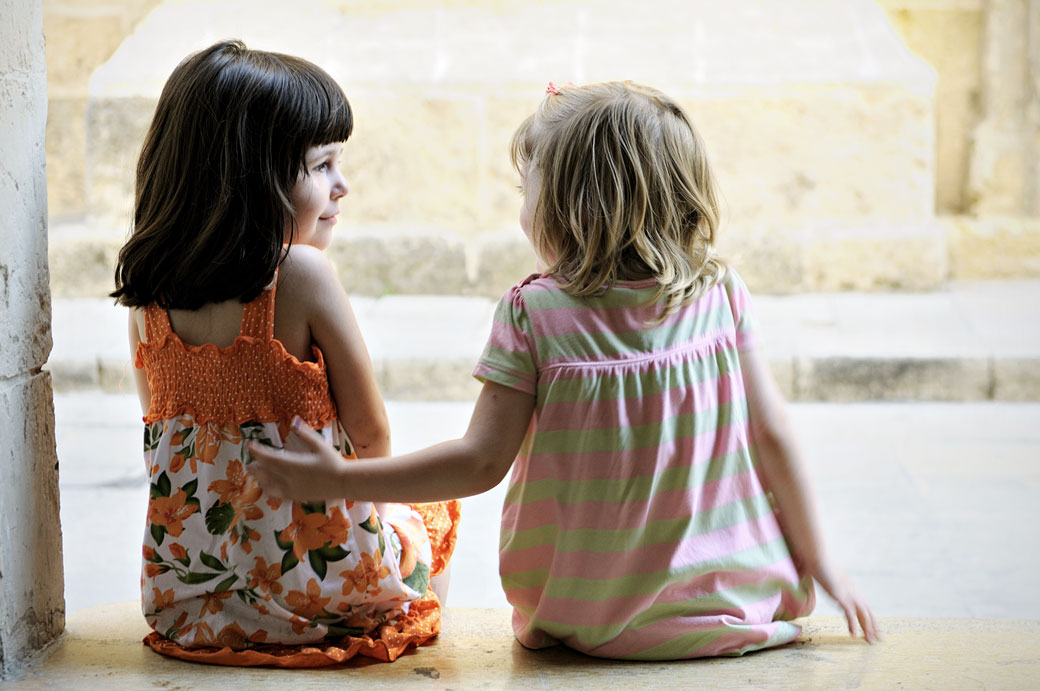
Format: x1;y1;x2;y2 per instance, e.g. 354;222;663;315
41;0;1040;296
0;0;65;680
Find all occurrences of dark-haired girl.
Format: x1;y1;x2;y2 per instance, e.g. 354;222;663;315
112;40;458;666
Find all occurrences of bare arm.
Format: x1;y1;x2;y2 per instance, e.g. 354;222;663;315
279;246;390;459
248;381;534;503
128;310;151;415
738;343;879;642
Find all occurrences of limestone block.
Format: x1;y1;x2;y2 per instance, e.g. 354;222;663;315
326;228;468;295
718;224;807;295
47;227;123;298
802;221;948;291
468;230;537;298
944;215;1040;278
0;374;65;678
45;97;88;221
795;356;991;401
346;95;482;229
881;2;984;214
993;357;1040;400
42;12;126;92
84;96;152;233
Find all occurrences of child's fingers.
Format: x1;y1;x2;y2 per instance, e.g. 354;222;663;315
288;416;325;451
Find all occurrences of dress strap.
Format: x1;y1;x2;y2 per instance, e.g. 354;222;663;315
143;303;173;343
239;269;277;341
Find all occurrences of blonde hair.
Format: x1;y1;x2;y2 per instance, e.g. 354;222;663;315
511;81;725;317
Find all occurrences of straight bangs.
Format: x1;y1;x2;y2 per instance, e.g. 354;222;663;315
516;81;725;318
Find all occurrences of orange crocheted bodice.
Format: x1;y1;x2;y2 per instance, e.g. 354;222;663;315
135;277;337;428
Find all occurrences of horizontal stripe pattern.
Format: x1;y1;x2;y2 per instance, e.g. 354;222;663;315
474;269;812;660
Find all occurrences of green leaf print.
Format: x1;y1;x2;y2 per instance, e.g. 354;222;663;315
174;553;190;568
150;523;166;546
151;472;172;500
325;624;366;639
301;501;326;515
308;550;328;580
182;479;198;498
359;516;379;534
177;571;221;585
198;551;226;571
214;573;238;592
143;423;162;452
403;561;430;594
318;545;351;562
205;501;235;535
280;550;299;575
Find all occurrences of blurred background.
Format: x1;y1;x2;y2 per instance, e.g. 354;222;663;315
40;0;1040;622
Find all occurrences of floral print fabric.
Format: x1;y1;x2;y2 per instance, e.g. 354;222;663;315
141;416;433;650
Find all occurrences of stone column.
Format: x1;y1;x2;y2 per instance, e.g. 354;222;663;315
969;0;1039;215
0;0;65;680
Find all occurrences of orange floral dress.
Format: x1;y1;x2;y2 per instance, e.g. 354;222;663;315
134;276;460;667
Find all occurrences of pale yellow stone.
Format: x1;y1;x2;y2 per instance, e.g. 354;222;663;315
6;603;1040;688
45;98;88;221
944;215;1040;278
881;2;984;214
47;230;124;298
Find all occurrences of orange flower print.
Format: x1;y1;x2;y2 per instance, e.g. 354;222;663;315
279;504;337;560
148;490;199;537
208;460;264;529
193;622;215;646
145;562;163;578
196;421;243;466
220;541;229;561
169;454;186;474
168;543;187;561
172;610;192;638
251;629;268;643
289;615;309;636
248;557;283;597
266;496;283;511
152;587;175;611
199;590;233;616
143;545;155;561
215;622;249;650
239;527;261;555
340;551;390;597
320;507;351;545
285;578;331;619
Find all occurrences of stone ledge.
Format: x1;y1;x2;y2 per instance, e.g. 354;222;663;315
6;603;1039;687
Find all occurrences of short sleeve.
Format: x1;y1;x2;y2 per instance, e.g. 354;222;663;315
472;285;538;395
722;267;757;351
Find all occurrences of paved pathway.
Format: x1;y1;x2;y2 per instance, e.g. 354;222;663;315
57;392;1040;621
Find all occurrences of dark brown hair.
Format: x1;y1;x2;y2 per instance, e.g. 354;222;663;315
111;40;352;309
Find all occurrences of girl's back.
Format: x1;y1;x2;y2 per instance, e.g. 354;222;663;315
134;248;438;661
475;268;815;659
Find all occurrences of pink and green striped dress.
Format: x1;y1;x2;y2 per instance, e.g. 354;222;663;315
473;268;814;660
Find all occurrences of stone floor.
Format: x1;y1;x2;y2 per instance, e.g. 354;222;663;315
55;393;1040;621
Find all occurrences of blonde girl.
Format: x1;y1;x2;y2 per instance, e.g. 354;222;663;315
248;81;878;659
111;40;458;667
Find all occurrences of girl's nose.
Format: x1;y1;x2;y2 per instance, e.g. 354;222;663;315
332;170;349;199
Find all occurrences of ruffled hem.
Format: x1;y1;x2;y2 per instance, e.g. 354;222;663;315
143;590;442;668
135;331;326;378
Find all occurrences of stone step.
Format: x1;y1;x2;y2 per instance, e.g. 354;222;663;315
47;279;1040;401
7;603;1039;687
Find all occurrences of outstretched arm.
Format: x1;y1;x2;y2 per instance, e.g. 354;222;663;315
738;343;880;643
247;381;535;504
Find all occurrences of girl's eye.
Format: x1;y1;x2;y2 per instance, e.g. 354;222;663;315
313;161;330;173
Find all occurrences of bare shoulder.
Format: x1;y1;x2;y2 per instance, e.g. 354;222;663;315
277;245;342;304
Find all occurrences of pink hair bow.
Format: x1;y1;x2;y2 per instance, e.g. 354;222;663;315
545;81;575;95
